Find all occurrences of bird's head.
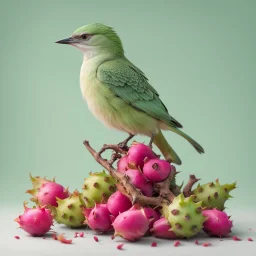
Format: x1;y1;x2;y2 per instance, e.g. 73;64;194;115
56;23;124;57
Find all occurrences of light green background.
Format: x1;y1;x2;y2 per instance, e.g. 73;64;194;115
0;1;255;210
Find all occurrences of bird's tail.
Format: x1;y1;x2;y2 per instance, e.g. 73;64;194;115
153;129;204;165
153;131;182;165
169;127;205;154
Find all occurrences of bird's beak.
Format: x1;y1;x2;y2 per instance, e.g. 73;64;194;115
55;37;76;44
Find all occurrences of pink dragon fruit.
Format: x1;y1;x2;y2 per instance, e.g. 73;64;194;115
84;204;113;233
15;203;53;236
127;143;156;168
143;159;172;182
37;182;69;207
129;205;160;231
107;191;132;217
112;208;149;241
26;174;69;207
117;155;129;173
150;217;179;239
202;209;233;237
125;169;153;197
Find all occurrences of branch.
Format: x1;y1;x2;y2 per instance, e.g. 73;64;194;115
98;143;128;157
183;174;200;197
154;167;178;202
83;140;169;207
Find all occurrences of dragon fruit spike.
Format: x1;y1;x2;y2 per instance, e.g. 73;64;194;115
143;207;161;230
112;208;149;241
29;173;53;187
82;207;92;219
107;191;132;217
192;179;236;210
81;170;116;208
202;209;233;237
53;190;85;228
125;169;153;197
84;203;113;233
143;159;172;182
26;174;53;196
127;143;156;168
57;234;72;244
162;194;206;238
15;202;53;236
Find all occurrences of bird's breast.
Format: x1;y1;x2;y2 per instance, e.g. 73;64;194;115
79;58;117;126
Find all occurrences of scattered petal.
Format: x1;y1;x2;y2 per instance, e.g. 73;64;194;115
111;235;115;240
52;233;57;240
151;241;157;247
14;236;20;239
232;236;241;241
202;242;212;247
248;238;253;241
117;244;124;250
94;236;99;242
57;234;72;244
174;240;181;247
195;240;199;245
79;232;84;238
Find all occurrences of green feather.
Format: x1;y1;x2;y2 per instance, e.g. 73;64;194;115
97;58;182;129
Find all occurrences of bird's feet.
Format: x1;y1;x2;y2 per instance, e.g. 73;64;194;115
118;134;134;150
118;141;129;150
148;135;155;148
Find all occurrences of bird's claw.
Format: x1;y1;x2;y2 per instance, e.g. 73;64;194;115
118;142;127;149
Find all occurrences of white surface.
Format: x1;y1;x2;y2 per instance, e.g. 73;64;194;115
1;207;256;256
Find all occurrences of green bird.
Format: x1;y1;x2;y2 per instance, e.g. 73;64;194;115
56;23;204;165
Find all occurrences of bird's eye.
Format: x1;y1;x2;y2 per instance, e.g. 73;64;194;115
81;34;88;40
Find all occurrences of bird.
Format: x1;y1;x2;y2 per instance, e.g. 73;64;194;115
56;23;204;165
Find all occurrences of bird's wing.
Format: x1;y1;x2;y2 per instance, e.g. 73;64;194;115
97;59;182;128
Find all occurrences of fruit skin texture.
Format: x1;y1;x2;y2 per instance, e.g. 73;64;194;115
143;207;161;230
26;174;69;207
15;203;53;236
143;159;172;182
128;204;161;230
107;191;132;217
150;217;179;239
84;204;113;233
81;170;116;208
162;194;206;238
192;179;236;210
117;155;129;173
127;143;156;168
112;208;149;241
125;169;153;197
53;190;85;228
202;209;233;237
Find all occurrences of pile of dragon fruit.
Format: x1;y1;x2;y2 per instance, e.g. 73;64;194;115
15;142;239;245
